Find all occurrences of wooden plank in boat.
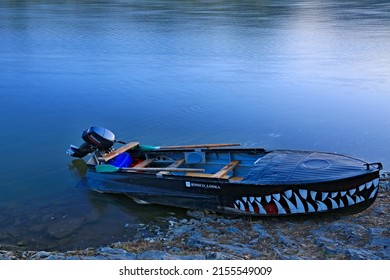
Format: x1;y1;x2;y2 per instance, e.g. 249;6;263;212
158;159;185;175
133;158;155;168
186;172;229;179
212;160;240;178
229;177;244;181
159;143;241;150
99;142;139;162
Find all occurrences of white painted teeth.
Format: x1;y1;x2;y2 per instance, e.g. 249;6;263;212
233;178;379;214
236;200;245;211
254;200;266;214
248;202;254;212
316;201;328;211
294;193;305;212
283;195;298;213
328;197;338;209
274;199;286;214
299;189;308;199
346;195;354;206
307;202;315;212
284;190;292;199
369;187;378;199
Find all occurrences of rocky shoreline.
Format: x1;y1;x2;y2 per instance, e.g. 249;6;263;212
1;177;389;260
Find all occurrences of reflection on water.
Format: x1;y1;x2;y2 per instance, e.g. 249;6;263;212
0;0;390;250
68;159;88;178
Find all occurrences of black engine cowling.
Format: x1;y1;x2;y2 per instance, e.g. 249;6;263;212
67;127;116;158
82;127;115;150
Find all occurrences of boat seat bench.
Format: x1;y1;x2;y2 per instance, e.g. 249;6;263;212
133;158;155;168
186;160;240;179
185;172;229;179
212;160;240;178
158;158;185;175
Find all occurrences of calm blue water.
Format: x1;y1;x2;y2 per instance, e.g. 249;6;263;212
1;0;390;250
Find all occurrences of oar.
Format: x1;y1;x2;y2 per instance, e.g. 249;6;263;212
96;164;205;173
140;143;241;151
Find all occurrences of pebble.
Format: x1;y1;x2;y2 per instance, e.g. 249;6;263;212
225;226;242;234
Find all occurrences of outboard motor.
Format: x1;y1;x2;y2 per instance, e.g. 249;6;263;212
66;127;116;158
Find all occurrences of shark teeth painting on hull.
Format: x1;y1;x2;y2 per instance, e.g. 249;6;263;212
299;189;307;199
232;178;379;215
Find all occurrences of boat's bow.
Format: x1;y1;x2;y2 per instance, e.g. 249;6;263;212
243;150;381;184
228;150;382;216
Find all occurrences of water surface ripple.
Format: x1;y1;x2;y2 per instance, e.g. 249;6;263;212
0;0;389;250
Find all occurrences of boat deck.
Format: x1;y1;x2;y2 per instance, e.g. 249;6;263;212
90;147;263;181
139;149;261;181
90;145;377;185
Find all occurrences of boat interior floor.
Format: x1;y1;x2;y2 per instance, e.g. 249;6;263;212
91;148;263;182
